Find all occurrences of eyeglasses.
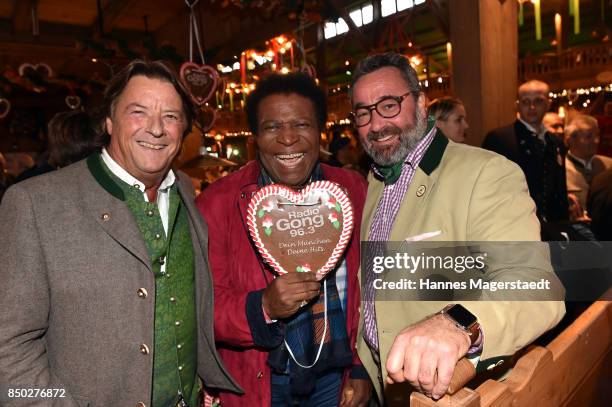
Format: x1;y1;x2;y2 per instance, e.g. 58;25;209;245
351;92;412;127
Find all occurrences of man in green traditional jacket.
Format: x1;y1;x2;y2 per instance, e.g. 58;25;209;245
0;60;240;406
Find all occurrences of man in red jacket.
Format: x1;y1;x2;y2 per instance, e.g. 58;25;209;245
196;73;371;406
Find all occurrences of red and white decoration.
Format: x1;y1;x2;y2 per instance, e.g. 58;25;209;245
247;180;354;280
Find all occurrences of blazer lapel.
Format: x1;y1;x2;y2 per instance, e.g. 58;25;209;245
86;184;151;271
389;167;438;241
390;131;448;241
176;175;205;246
82;154;150;271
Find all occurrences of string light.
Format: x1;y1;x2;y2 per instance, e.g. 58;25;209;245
548;86;606;98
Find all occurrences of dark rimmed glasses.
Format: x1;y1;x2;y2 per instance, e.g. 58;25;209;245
351;92;412;127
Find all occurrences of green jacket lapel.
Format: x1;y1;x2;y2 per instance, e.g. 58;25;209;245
85;154;151;271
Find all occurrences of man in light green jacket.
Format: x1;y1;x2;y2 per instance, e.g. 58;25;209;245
350;52;565;405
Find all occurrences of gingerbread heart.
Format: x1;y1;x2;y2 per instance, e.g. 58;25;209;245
180;62;219;106
18;63;53;78
65;95;81;110
247;180;354;280
35;63;53;78
195;106;217;132
0;98;11;119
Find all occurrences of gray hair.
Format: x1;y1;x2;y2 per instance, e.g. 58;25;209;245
350;52;421;103
565;114;599;139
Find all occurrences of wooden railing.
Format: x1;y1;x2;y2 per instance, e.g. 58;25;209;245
409;299;611;407
519;43;611;80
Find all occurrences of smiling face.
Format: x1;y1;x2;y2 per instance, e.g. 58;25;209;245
567;121;599;160
256;93;320;188
352;66;427;166
105;75;186;189
436;104;469;143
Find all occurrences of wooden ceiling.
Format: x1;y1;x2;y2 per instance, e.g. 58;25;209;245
0;0;299;69
0;0;607;79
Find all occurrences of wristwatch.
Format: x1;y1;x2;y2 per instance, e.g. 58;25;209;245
439;304;480;346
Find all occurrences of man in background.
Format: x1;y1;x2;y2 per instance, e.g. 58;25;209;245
543;112;565;145
483;80;569;229
565;114;612;217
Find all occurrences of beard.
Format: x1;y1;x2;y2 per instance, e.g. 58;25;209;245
362;107;428;167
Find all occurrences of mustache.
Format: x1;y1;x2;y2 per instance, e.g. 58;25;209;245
367;125;402;142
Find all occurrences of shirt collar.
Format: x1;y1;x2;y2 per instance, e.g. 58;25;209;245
101;148;175;193
567;151;593;170
518;117;547;141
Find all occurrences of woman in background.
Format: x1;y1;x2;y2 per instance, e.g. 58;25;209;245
47;110;101;168
428;96;469;143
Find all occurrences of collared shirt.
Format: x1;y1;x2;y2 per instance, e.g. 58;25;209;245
368;126;437;243
101;148;176;233
101;148;176;274
363;126;436;352
567;151;593;172
518;117;547;142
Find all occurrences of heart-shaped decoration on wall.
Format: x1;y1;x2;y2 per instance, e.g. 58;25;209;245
195;106;217;132
18;63;53;79
247;181;354;280
65;95;81;110
180;62;219;106
0;98;11;119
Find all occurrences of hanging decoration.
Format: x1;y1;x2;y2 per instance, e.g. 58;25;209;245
554;13;562;54
179;0;219;106
195;105;217;133
517;0;527;26
0;98;11;119
180;63;219;106
533;0;542;40
65;95;82;110
18;63;53;80
301;63;317;79
213;33;304;112
297;12;316;80
572;0;580;34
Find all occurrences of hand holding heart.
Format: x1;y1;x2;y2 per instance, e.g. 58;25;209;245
262;272;321;320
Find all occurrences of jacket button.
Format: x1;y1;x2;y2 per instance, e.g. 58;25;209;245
137;288;148;298
241;192;246;198
139;344;150;355
101;213;110;221
257;371;264;379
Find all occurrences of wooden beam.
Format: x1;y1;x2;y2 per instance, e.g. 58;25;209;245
428;0;450;39
12;0;34;33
